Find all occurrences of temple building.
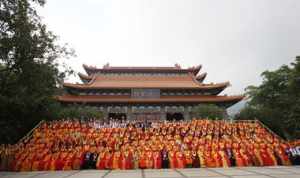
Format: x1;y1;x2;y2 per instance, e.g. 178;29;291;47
57;63;243;120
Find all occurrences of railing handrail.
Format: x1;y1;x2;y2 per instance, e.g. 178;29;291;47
254;119;283;140
17;120;45;144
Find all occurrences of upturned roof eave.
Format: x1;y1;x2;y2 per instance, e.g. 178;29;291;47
82;64;202;75
56;95;244;108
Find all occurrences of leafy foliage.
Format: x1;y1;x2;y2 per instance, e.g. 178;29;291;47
0;0;74;143
191;104;226;120
56;105;104;120
236;56;300;139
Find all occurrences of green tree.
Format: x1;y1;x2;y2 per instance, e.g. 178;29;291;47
57;105;104;120
236;56;300;139
191;104;226;120
0;0;74;143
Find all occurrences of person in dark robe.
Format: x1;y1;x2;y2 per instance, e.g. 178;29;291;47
161;149;169;169
89;152;98;169
287;146;300;165
82;152;91;169
192;150;200;168
226;148;235;166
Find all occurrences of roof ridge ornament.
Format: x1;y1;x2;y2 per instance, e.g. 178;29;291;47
174;63;181;69
103;63;110;69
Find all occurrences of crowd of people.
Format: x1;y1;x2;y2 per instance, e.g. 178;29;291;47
1;118;300;171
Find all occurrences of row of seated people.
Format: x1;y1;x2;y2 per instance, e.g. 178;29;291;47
2;119;300;171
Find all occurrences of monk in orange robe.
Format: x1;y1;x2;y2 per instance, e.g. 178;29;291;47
42;153;52;171
49;153;59;171
240;148;252;166
63;152;74;170
233;149;245;167
168;150;177;168
112;151;121;169
31;153;42;171
139;150;147;169
55;151;67;170
13;153;26;171
20;155;32;171
73;151;84;170
212;150;222;167
176;151;186;169
253;146;263;166
260;145;276;166
247;145;260;166
204;151;215;168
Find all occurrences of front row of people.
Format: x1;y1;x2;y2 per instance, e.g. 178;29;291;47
12;143;300;171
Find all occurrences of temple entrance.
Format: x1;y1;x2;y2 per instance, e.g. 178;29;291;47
166;112;184;121
132;113;161;122
108;113;127;121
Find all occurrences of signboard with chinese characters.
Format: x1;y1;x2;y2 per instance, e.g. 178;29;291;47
131;89;160;99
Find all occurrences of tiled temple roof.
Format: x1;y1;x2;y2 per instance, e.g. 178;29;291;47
83;64;202;75
64;74;229;90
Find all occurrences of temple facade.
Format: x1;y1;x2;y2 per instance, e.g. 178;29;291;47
57;64;243;120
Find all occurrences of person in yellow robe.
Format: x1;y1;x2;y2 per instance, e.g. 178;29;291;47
197;148;206;168
218;150;230;168
112;150;121;169
132;149;140;169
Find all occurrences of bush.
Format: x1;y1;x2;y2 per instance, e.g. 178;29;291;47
57;105;104;120
191;104;226;120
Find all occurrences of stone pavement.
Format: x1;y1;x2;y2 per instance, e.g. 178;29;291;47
0;166;300;178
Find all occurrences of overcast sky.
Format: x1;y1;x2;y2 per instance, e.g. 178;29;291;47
38;0;300;111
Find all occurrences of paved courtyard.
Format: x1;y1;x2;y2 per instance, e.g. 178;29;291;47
0;166;300;178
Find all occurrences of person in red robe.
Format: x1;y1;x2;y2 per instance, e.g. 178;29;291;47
139;150;147;169
31;152;42;171
153;150;162;169
204;151;215;168
240;148;252;166
125;150;133;169
63;151;74;170
42;153;52;171
73;151;84;170
20;157;31;171
145;149;154;169
96;151;106;170
104;151;112;169
168;149;177;169
176;150;186;169
55;151;66;170
260;144;277;166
